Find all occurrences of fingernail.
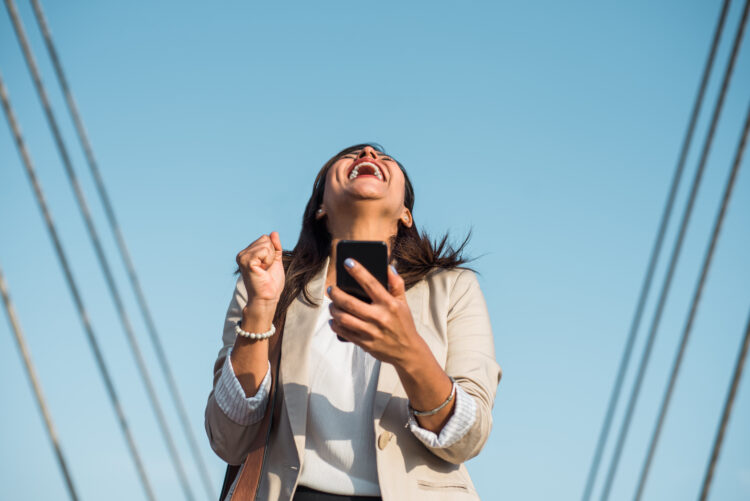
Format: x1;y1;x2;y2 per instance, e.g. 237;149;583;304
390;264;398;275
327;286;332;295
344;258;355;269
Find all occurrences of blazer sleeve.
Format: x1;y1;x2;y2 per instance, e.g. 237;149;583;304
422;268;502;464
204;276;269;465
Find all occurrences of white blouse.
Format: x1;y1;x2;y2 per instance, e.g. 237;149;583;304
214;295;478;495
298;295;380;494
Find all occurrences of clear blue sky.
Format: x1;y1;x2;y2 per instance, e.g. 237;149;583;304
1;0;749;499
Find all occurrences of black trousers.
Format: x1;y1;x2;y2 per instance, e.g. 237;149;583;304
293;486;382;501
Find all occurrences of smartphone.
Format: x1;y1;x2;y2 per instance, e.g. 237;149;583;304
336;240;388;302
335;240;388;341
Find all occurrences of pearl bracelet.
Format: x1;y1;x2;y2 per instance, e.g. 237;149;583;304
234;321;276;340
409;377;457;417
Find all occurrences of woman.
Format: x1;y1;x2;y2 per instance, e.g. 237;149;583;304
205;144;501;500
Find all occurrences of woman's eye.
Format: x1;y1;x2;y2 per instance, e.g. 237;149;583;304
340;153;393;161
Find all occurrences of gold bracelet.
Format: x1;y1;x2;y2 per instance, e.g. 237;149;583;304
410;377;457;416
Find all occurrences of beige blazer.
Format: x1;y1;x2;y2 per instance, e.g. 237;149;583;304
205;257;502;500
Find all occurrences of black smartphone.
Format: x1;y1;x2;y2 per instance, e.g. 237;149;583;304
335;240;388;341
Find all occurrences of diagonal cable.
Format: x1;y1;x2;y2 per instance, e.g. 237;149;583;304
3;1;195;499
0;69;156;501
580;1;732;498
600;1;750;499
0;263;80;501
698;307;750;501
27;0;216;497
634;97;750;500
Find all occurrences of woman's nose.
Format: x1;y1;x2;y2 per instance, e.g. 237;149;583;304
358;146;377;159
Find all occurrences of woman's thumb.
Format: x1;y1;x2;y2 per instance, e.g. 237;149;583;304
270;231;283;253
387;264;405;298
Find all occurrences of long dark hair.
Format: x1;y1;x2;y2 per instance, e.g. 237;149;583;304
241;143;473;325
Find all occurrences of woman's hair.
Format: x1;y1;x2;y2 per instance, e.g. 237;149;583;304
243;143;473;325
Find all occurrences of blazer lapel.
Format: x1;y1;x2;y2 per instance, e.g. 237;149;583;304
280;257;329;462
373;280;425;422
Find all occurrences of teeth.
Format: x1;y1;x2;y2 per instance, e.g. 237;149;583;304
349;162;383;180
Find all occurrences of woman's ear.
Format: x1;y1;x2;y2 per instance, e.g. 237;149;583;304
315;206;326;220
400;208;413;228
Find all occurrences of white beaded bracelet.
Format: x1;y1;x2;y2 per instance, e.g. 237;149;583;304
234;321;276;340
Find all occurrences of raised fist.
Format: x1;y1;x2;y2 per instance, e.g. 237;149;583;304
235;231;285;310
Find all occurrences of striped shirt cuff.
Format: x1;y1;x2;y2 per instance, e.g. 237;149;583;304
214;348;272;426
407;384;477;448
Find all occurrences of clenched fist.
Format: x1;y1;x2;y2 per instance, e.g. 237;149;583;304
235;231;285;315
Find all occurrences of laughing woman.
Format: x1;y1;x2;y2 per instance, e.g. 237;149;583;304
205;144;502;501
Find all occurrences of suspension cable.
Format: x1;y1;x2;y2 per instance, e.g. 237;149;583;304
0;264;80;501
634;97;750;500
27;1;216;497
599;1;750;498
3;1;196;498
580;1;733;498
698;307;750;501
0;69;156;501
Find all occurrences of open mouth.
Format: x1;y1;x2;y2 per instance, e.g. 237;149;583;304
348;161;384;181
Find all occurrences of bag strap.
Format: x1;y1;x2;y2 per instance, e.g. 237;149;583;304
219;464;241;500
221;316;285;501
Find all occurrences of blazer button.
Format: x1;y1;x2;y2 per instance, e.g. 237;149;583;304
377;431;393;450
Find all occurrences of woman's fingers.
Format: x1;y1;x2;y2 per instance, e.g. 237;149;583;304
259;241;276;268
329;303;378;338
329;295;415;364
237;235;266;262
329;262;407;327
328;320;356;343
328;285;379;323
342;259;390;303
328;315;378;351
238;234;280;271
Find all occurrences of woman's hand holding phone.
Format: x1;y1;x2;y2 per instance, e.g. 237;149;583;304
328;260;424;367
329;260;457;433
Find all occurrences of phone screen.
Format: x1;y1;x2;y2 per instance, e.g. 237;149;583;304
335;240;388;303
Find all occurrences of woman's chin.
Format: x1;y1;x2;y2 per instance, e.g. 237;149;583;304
345;185;388;200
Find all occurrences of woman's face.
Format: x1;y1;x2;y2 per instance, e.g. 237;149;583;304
321;145;411;225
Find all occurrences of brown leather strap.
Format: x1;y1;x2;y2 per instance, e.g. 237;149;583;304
229;317;285;500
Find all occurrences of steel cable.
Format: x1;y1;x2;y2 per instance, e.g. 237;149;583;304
599;0;750;498
3;0;195;498
698;307;750;501
581;1;732;498
0;69;156;501
27;1;216;497
633;97;750;500
0;264;80;501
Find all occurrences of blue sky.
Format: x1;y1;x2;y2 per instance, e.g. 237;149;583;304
1;0;749;499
